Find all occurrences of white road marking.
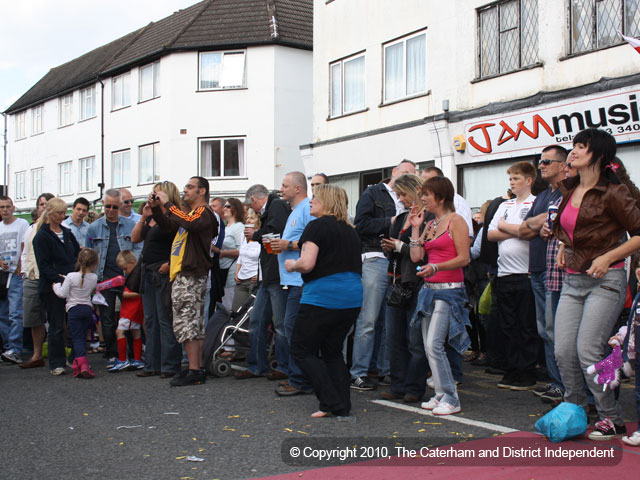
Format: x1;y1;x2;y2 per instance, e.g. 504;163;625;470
371;399;518;434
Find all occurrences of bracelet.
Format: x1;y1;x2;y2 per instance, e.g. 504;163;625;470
409;239;421;247
428;263;439;273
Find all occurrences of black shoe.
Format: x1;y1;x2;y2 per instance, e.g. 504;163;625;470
403;393;421;404
485;366;506;375
588;418;627;440
160;372;176;379
170;369;206;387
136;370;160;378
379;391;403;400
509;373;537;391
540;386;564;403
497;372;518;389
350;376;376;391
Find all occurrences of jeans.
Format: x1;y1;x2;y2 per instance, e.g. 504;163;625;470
385;288;427;397
350;257;389;378
291;304;360;416
43;293;67;369
97;287;123;359
554;269;626;424
495;274;539;374
446;346;463;383
544;289;563;390
422;299;459;407
247;283;288;375
0;274;24;353
283;286;311;390
67;305;92;357
635;354;640;426
370;302;389;376
142;270;181;374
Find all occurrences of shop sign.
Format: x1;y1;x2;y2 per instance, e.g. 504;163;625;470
463;86;640;160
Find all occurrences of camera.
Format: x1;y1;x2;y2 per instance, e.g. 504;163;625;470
151;193;158;201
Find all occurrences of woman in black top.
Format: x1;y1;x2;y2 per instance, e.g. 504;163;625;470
285;185;363;419
380;174;430;403
131;181;182;378
32;198;80;375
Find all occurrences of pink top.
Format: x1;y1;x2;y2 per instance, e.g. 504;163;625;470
560;193;624;274
423;224;464;283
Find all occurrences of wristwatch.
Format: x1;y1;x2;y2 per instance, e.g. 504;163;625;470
287;241;294;251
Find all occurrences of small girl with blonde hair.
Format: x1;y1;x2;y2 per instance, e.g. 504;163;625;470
53;248;99;379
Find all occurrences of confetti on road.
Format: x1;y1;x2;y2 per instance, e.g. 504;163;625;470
187;456;204;462
284;428;293;432
241;435;250;438
192;437;197;441
223;427;236;431
297;431;308;435
424;422;442;425
83;413;89;416
117;425;143;429
176;456;186;460
164;412;180;415
418;429;426;432
228;415;240;418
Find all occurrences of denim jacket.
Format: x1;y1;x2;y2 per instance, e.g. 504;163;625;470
86;216;142;280
410;285;471;355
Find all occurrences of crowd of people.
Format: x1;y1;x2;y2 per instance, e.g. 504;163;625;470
0;128;639;445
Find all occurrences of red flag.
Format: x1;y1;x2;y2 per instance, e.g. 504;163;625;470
621;33;640;54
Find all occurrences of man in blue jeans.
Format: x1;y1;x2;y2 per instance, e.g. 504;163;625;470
350;159;416;391
235;184;290;379
271;172;315;396
0;196;29;365
519;145;567;402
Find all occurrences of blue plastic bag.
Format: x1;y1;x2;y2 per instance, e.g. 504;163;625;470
534;402;587;443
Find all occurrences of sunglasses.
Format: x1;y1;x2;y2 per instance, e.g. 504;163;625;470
539;159;564;166
122;200;133;205
104;204;119;210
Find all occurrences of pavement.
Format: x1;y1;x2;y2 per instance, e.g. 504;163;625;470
1;354;638;480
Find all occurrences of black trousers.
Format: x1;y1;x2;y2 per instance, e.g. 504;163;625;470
97;287;123;359
290;304;360;416
495;274;540;375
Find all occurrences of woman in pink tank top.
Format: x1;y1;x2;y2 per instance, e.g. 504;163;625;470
407;176;470;416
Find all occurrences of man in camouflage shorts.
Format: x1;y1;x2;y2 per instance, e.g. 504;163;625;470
150;176;217;387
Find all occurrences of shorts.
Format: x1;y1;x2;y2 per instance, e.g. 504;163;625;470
117;318;141;330
22;278;46;327
171;272;207;343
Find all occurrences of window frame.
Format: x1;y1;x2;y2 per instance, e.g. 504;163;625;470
15;111;27;139
80;86;96;121
59;93;74;127
58;161;73;196
111;149;131;188
138;142;160;185
139;61;161;102
329;51;367;118
31;168;43;200
382;29;428;104
476;0;539;80
79;156;95;193
14;171;27;200
568;0;639;55
198;136;247;179
31;105;43;134
112;72;131;111
198;50;247;91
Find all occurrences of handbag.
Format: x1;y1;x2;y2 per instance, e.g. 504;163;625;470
386;259;414;309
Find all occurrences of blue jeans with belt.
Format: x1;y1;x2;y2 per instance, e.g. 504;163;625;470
0;274;24;353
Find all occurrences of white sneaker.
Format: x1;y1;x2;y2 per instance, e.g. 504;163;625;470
426;376;434;389
1;350;23;365
420;397;439;410
50;367;66;376
622;430;640;446
432;402;461;416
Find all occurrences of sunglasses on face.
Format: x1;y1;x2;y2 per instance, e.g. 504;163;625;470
122;200;133;205
104;205;119;210
539;159;564;166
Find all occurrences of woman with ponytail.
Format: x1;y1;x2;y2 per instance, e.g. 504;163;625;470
553;128;640;440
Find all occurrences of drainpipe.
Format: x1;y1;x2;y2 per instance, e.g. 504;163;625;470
97;80;105;204
1;112;6;196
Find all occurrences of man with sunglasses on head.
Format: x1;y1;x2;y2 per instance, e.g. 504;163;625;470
86;189;143;367
518;145;568;402
149;176;217;387
119;188;141;222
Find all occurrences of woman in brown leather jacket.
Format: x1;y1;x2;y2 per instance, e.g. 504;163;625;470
553;128;640;441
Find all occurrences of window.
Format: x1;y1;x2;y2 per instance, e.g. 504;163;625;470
111;150;131;187
139;61;160;101
384;30;427;103
138;143;159;184
15;172;26;200
31;168;43;199
199;51;246;90
58;161;73;195
80;86;96;120
32;105;43;134
112;72;131;110
15;111;27;139
59;93;73;126
477;0;538;78
330;53;366;117
200;137;245;177
570;0;640;54
79;156;95;192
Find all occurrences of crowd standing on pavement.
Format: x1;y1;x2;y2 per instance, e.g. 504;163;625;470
1;127;640;445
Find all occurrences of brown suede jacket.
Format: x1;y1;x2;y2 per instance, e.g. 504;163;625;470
553;175;640;272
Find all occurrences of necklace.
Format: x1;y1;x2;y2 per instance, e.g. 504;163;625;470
426;212;451;240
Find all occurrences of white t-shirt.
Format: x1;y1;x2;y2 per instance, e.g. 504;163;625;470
0;217;29;274
488;194;536;277
221;222;245;287
236;240;261;281
454;193;474;238
53;271;98;311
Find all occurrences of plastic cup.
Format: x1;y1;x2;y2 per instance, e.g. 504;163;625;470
264;234;273;254
271;234;282;254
